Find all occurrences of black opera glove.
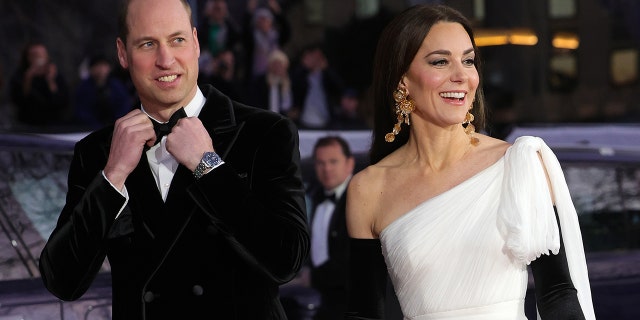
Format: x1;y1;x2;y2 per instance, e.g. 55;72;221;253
344;238;387;320
530;207;586;320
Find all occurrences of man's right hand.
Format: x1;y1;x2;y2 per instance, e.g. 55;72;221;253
103;109;156;190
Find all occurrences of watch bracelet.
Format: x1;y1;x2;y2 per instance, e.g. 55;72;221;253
193;161;208;179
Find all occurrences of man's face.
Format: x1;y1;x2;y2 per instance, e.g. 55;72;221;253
28;45;49;73
211;0;228;22
314;143;355;191
116;0;200;113
255;12;273;34
90;62;112;85
268;59;287;77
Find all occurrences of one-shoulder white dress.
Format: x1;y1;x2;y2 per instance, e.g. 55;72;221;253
379;136;595;320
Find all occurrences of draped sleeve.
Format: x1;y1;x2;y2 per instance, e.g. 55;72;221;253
498;136;596;320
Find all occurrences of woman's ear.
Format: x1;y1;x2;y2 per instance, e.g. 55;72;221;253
398;77;409;96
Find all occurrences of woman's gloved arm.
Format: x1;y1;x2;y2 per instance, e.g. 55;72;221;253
530;207;586;320
344;238;387;319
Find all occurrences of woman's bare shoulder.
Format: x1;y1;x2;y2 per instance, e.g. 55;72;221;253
346;164;387;238
475;134;512;160
348;165;386;209
477;134;511;148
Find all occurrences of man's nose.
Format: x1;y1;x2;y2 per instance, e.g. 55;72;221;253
156;45;175;69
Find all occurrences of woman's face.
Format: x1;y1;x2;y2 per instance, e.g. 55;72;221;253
28;44;49;68
268;59;287;76
401;22;479;129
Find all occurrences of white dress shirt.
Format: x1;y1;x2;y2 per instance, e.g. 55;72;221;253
300;71;329;128
310;176;350;267
143;89;206;201
268;81;292;114
106;88;207;218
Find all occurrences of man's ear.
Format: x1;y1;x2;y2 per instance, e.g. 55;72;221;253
193;27;200;58
116;38;129;69
347;156;356;173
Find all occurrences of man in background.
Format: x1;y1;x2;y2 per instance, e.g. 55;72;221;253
73;54;132;129
308;135;355;320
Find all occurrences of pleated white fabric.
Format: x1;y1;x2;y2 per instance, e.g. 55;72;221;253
379;136;595;320
499;136;595;320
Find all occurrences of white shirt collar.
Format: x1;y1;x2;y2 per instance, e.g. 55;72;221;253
326;175;352;200
143;87;206;162
141;87;206;121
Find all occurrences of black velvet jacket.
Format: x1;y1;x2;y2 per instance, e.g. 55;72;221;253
39;85;310;319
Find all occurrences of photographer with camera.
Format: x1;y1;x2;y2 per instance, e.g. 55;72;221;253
9;41;69;127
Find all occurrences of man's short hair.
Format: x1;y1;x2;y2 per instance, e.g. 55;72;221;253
117;0;194;44
313;136;353;159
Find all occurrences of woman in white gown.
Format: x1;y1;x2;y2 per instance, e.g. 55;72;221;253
345;4;596;320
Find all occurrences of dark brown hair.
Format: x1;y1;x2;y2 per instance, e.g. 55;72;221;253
313;136;353;160
369;4;486;164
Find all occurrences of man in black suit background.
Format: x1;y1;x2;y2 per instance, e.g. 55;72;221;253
308;136;355;320
38;0;309;319
290;44;345;129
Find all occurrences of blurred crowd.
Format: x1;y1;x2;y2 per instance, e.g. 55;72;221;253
2;0;372;132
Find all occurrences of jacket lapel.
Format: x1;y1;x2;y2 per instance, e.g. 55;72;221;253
198;84;243;159
162;84;242;207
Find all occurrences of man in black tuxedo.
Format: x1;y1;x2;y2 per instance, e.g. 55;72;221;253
308;136;355;320
38;0;309;319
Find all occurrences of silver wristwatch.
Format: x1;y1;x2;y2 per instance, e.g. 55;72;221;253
193;151;222;179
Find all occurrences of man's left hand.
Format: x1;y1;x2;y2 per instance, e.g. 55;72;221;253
166;117;215;171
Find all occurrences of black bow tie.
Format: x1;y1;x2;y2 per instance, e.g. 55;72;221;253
318;192;336;204
150;107;187;145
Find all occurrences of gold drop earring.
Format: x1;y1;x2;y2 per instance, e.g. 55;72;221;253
463;105;479;146
385;87;415;143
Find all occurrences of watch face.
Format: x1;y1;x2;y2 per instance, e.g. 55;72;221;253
203;152;220;167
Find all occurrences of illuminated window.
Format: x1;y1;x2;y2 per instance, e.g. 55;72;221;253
304;0;323;24
549;52;578;92
474;0;485;21
549;0;576;18
552;32;579;50
611;49;638;86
